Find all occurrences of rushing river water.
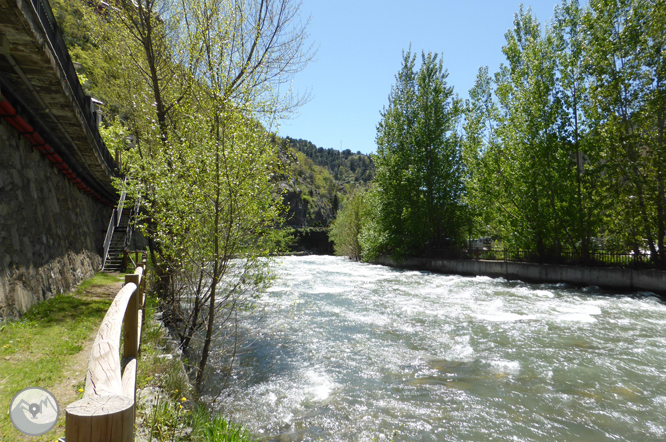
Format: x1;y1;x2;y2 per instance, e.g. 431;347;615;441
206;255;666;441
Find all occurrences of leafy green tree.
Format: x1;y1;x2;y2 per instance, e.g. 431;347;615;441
94;0;315;390
551;0;603;260
329;187;368;260
124;104;287;388
584;0;666;260
491;7;570;259
462;66;500;241
367;50;465;259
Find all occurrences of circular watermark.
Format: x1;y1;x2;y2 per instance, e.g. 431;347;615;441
9;387;59;436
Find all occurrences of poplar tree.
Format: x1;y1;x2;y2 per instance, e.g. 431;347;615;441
367;50;464;259
585;0;666;260
493;7;564;259
462;66;500;240
552;0;600;260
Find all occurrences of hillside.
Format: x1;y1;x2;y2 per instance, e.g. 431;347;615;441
285;137;374;186
271;136;374;228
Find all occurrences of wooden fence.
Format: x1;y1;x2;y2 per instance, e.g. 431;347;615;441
65;259;147;442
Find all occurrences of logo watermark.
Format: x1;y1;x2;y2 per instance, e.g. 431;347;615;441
9;387;59;436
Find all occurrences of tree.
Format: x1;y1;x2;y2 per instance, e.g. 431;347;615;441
104;0;314;391
585;0;666;261
329;187;368;260
491;6;569;259
462;66;500;241
366;50;465;259
552;0;599;260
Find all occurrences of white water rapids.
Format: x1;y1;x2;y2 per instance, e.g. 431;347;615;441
205;255;666;441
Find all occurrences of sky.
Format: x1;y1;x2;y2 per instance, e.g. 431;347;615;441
277;0;575;155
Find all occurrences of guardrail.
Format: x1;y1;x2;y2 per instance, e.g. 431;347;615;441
65;258;147;442
28;0;117;173
428;247;664;270
123;250;145;273
123;198;141;251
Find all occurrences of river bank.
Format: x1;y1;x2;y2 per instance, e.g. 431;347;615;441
373;255;666;296
0;271;255;442
134;297;255;442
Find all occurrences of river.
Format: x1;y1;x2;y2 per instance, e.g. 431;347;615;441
205;255;666;441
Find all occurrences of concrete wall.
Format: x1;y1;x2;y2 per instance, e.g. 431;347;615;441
0;117;111;318
375;256;666;295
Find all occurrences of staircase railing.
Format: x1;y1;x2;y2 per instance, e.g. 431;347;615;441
102;183;127;270
116;187;127;228
123;197;141;251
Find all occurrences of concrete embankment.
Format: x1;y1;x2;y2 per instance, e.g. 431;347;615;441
374;256;666;295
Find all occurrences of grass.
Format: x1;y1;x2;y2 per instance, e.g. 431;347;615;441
137;296;255;442
0;268;254;442
74;272;122;295
0;272;123;441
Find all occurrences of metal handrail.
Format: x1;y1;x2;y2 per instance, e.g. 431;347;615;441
123;197;141;251
429;246;664;270
116;188;127;227
101;210;116;270
101;183;127;270
28;0;117;173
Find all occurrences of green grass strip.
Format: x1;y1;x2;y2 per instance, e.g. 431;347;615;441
0;273;120;441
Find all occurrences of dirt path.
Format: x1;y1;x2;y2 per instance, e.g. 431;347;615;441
49;274;124;420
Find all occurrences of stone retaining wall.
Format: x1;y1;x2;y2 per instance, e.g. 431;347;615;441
375;256;666;295
0;118;111;318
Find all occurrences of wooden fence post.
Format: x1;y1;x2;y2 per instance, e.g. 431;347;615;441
124;273;140;359
66;278;141;442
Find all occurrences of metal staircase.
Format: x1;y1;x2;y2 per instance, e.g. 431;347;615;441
101;184;141;272
103;211;131;272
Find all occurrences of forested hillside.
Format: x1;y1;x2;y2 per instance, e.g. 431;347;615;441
273;137;374;227
285;137;375;185
272;136;371;227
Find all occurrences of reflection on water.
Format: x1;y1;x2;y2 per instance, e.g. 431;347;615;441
205;255;666;441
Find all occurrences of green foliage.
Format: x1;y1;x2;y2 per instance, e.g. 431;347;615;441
462;66;499;240
194;411;255;442
329;187;368;260
460;0;666;263
369;49;466;259
492;6;565;254
98;118;129;158
285;137;375;185
583;0;666;257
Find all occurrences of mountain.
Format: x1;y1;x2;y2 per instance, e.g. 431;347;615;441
284;137;375;186
273;136;374;229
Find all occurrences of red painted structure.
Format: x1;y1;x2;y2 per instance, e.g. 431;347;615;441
0;94;112;206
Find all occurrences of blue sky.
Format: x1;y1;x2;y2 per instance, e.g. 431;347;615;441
277;0;573;154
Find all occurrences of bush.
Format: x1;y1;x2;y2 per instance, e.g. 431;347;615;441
329;187;368;260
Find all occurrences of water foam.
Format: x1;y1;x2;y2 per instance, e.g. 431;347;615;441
213;255;666;441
